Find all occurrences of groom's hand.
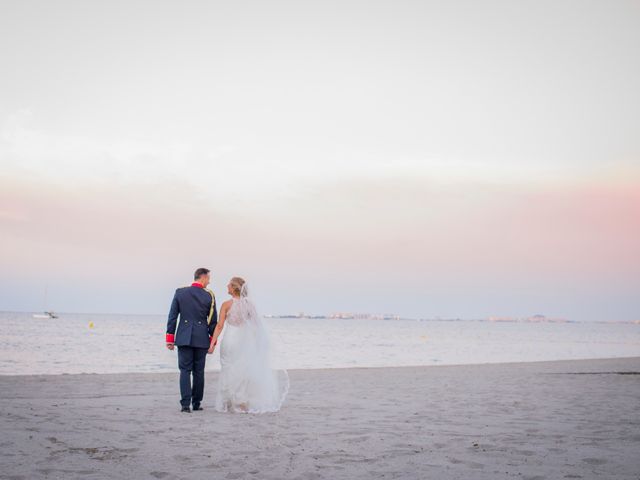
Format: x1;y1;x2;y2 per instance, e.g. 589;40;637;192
166;343;175;351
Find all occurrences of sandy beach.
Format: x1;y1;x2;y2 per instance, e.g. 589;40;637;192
1;357;639;479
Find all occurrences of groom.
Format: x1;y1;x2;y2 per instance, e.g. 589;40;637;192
166;268;217;412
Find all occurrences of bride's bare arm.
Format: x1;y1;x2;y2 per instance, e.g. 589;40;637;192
208;300;230;352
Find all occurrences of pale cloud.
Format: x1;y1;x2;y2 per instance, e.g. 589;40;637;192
2;108;632;208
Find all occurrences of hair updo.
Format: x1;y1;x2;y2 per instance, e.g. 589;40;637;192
229;277;246;296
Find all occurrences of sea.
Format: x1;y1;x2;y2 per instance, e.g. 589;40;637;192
0;311;638;375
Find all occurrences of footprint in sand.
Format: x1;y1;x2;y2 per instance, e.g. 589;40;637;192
225;473;244;479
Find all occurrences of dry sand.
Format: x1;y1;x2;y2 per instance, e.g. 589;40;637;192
1;357;639;479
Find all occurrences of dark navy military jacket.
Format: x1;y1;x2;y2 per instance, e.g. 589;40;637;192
166;283;217;349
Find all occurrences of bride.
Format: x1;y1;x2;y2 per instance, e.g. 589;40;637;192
208;277;288;413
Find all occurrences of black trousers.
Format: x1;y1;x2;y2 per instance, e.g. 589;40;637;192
177;346;208;408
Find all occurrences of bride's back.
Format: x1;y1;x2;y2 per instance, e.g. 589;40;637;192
226;298;244;326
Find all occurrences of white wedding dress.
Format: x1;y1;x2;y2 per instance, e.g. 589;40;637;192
215;286;288;413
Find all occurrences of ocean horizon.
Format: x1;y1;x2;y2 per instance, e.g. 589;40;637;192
5;309;639;323
2;311;638;376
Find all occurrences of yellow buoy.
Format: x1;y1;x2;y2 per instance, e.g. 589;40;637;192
88;321;94;329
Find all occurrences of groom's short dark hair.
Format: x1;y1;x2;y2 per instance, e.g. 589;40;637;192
194;268;210;280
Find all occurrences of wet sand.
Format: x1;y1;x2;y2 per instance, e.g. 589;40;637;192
1;357;639;479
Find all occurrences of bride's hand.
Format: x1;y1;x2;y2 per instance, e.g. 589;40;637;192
207;341;216;354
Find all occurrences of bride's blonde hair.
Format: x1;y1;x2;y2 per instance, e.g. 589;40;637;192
229;277;246;296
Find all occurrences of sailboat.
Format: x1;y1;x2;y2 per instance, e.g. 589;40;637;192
33;286;58;319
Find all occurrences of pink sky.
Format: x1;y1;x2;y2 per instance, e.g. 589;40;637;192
1;166;638;320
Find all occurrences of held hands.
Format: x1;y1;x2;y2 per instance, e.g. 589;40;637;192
207;340;217;355
166;343;175;351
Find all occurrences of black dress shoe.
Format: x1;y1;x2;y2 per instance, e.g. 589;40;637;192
193;405;203;411
181;406;191;413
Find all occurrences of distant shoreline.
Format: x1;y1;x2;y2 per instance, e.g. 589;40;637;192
2;310;638;324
